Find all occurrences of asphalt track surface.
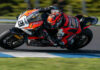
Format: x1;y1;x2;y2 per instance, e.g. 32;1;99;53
0;23;100;58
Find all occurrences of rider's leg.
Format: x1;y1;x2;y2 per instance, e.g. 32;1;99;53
61;34;76;46
57;18;81;47
57;29;76;46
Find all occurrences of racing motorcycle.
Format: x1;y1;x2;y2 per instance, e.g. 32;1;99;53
0;9;98;50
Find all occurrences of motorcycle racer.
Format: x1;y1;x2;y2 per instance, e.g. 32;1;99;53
40;6;82;47
39;6;98;47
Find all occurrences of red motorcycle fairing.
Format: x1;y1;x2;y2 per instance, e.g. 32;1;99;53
28;36;44;40
26;20;44;40
24;21;43;30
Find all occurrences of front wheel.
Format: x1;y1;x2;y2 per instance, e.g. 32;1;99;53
0;30;24;49
66;28;93;50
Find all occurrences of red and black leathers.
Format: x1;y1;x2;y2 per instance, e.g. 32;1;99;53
59;14;81;46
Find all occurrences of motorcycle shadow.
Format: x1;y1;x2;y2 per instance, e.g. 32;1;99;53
13;48;100;54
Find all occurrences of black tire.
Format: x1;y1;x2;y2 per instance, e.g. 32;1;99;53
66;28;93;50
0;30;24;49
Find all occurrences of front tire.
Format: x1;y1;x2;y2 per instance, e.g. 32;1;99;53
0;30;24;49
66;28;93;50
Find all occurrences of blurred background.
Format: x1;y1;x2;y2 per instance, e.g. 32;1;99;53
0;0;99;18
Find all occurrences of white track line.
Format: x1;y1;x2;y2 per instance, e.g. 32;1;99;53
1;52;60;58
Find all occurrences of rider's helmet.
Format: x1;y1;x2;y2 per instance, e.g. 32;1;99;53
47;10;63;28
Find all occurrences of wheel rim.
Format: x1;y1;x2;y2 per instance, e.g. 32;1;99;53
3;35;24;47
78;35;89;46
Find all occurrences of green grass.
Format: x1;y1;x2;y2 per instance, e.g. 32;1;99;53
0;16;16;19
0;22;16;23
97;16;100;21
0;58;100;70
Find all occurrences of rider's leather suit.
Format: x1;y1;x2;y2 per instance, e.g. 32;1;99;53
39;6;81;46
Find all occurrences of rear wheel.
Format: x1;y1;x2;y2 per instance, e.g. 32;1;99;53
0;30;24;49
66;28;93;50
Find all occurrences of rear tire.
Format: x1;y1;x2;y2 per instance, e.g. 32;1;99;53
0;30;24;49
66;28;93;50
